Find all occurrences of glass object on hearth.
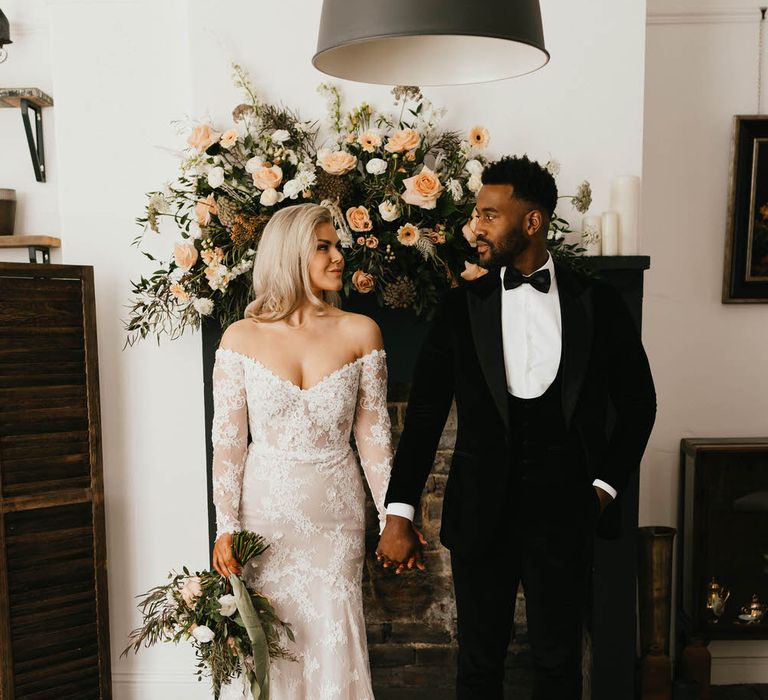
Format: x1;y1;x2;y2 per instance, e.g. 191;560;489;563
706;577;730;621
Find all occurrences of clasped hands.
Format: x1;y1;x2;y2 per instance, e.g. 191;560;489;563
375;515;427;575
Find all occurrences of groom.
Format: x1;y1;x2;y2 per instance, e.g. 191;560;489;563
376;155;656;699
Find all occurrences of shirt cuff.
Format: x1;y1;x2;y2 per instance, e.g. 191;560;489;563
592;479;617;500
386;503;415;521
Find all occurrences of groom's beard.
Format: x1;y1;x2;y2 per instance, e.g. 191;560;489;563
477;225;530;270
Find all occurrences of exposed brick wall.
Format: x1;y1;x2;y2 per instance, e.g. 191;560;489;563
362;397;534;698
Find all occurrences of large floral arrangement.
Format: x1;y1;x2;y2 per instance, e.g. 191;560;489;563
123;531;293;699
126;65;590;345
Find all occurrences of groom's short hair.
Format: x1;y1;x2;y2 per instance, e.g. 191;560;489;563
482;155;558;217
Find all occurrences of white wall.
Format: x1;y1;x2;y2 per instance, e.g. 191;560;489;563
0;0;60;262
643;0;768;684
1;1;649;696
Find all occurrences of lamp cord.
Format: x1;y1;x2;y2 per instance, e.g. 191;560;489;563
759;7;767;113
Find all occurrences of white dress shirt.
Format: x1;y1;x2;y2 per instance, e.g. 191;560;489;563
386;254;615;523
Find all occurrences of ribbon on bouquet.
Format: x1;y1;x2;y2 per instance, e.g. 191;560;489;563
229;574;270;700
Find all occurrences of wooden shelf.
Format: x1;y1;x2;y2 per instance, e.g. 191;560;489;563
0;235;61;263
0;235;60;248
0;88;53;109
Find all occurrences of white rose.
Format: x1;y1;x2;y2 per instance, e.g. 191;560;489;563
283;179;303;200
271;129;291;143
207;166;225;189
192;297;214;316
378;200;400;222
191;625;215;643
366;158;388;175
465;159;484;176
245;156;264;174
218;594;237;617
260;188;283;207
467;173;483;194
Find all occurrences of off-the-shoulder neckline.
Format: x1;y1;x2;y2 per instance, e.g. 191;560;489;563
215;347;386;393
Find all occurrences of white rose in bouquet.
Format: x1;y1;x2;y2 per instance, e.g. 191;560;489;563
191;625;215;644
378;201;400;222
218;594;237;617
207;166;225;189
366;158;388;175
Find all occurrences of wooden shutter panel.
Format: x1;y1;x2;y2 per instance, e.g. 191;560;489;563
0;263;111;700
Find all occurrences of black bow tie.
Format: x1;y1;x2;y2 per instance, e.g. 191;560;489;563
503;266;552;294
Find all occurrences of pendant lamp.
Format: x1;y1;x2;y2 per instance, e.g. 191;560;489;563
312;0;549;86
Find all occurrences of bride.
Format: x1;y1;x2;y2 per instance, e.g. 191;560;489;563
211;203;392;699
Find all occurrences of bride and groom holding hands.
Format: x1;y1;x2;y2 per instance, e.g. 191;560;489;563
211;155;656;699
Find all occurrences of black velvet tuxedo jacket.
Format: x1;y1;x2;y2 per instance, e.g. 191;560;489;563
385;262;657;556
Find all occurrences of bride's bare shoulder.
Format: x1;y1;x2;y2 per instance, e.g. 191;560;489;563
219;319;260;352
335;311;383;355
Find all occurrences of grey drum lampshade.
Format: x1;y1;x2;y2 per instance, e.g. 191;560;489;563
0;8;12;48
312;0;549;86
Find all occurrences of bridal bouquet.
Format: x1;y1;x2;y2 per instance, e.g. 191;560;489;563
123;531;293;699
126;64;591;345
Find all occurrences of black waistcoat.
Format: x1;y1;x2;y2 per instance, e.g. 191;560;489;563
507;362;586;487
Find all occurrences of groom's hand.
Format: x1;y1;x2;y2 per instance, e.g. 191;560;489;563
376;515;426;574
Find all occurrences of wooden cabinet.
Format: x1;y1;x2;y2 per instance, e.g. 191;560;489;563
678;438;768;642
0;263;111;699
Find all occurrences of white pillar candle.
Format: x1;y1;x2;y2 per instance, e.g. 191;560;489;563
601;212;619;255
581;215;602;255
610;175;641;255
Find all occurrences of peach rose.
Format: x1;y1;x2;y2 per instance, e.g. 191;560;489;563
365;236;379;249
319;150;358;176
426;230;446;245
251;165;283;191
356;236;366;246
181;576;203;607
195;194;218;226
384;128;420;153
468;126;490;148
352;270;375;293
346;206;373;233
220;129;238;149
401;166;443;210
460;261;488;281
187;124;221;152
174;242;199;271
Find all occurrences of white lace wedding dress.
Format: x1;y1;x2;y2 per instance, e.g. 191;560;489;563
212;347;392;700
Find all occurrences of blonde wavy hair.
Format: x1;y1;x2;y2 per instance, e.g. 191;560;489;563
244;203;341;322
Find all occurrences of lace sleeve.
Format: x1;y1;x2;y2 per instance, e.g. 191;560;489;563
353;349;393;533
211;348;248;539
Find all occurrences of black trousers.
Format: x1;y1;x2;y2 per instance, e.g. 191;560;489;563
451;483;598;700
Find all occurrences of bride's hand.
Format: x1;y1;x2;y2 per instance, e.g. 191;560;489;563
212;533;242;578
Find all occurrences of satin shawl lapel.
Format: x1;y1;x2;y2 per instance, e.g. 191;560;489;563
556;262;593;429
466;273;509;431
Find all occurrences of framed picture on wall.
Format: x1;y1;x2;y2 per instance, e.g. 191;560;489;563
723;115;768;302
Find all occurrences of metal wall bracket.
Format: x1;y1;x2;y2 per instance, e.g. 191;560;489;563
0;88;53;183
